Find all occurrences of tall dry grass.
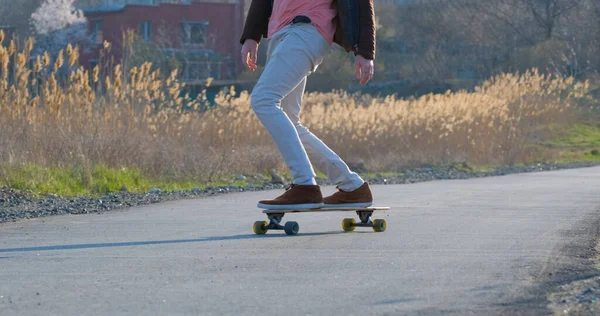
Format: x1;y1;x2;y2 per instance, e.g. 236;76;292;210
0;33;590;183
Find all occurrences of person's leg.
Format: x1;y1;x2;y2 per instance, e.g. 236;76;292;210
280;78;364;192
251;24;329;209
280;75;373;208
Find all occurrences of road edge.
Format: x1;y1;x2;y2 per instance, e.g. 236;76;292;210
529;207;600;315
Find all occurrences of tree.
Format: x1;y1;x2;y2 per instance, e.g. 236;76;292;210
30;0;92;57
521;0;586;39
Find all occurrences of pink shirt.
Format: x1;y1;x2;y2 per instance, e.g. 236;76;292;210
267;0;337;43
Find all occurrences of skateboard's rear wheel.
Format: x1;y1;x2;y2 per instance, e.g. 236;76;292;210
373;219;386;232
284;221;299;235
253;221;268;235
342;218;356;232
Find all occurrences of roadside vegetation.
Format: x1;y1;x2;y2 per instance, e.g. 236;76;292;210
0;33;598;197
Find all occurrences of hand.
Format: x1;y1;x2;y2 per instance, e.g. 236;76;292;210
355;54;374;85
241;39;259;71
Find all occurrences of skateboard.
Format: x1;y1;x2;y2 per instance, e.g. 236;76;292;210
253;207;390;236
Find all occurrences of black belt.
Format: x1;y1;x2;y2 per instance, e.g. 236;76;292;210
291;15;311;24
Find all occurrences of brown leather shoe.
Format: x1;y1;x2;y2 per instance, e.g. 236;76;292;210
323;182;373;208
258;184;324;210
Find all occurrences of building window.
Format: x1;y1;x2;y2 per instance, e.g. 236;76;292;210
185;62;209;80
184;61;221;81
140;21;151;42
91;20;103;44
180;21;208;46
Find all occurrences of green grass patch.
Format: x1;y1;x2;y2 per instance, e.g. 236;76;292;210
554;150;600;163
541;123;600;162
546;124;600;148
0;164;249;197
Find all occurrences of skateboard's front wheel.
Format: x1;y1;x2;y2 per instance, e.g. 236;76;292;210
284;221;299;235
342;218;356;232
253;221;268;235
373;219;386;232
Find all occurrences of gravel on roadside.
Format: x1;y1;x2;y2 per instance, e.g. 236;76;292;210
1;161;599;224
548;276;600;315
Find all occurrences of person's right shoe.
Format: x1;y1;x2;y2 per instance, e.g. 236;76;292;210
323;182;373;208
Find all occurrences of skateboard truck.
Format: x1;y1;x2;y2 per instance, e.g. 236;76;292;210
341;211;386;232
266;213;285;230
253;213;300;236
352;211;374;227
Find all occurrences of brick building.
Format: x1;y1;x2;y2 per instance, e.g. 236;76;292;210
78;0;245;84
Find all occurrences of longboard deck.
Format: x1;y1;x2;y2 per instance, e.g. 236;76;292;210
263;207;390;214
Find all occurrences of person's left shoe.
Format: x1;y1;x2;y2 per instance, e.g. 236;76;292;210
323;182;373;208
257;184;324;210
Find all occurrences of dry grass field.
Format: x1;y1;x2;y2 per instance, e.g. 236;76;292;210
0;33;595;195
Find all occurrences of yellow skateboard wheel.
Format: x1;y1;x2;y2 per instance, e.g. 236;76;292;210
373;219;386;232
253;221;268;235
342;218;356;232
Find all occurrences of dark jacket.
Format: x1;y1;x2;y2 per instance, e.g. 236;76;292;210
239;0;376;60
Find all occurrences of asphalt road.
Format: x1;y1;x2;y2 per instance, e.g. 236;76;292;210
1;167;600;315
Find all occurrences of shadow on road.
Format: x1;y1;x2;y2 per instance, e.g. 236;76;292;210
0;231;350;253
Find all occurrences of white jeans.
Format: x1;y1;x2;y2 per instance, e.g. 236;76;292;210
250;23;364;191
